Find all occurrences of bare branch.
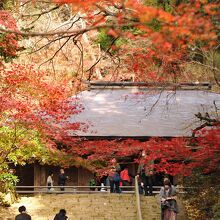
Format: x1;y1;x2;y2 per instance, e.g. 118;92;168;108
38;36;72;68
21;5;60;18
0;22;141;37
95;3;118;16
190;61;220;72
192;112;220;137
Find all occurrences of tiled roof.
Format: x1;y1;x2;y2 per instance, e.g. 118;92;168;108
70;88;220;137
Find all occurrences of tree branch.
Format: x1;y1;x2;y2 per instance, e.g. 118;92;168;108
0;22;141;37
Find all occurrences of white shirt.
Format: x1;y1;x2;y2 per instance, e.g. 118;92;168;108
47;175;53;186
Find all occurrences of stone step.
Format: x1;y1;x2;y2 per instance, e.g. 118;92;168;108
140;195;188;220
0;194;138;220
0;194;188;220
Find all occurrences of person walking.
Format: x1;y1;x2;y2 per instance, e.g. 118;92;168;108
58;169;68;191
15;206;31;220
53;209;68;220
159;178;178;220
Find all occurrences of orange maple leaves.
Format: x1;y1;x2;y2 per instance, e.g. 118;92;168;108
53;0;219;82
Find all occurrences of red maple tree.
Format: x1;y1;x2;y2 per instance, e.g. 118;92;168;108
0;64;85;151
0;0;219;176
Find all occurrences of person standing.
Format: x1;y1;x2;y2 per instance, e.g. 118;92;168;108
113;169;121;193
53;209;68;220
109;168;121;193
100;172;108;191
89;173;97;191
15;206;31;220
58;169;68;191
108;158;121;193
159;178;178;220
137;151;154;196
47;171;54;191
110;158;121;173
120;166;134;191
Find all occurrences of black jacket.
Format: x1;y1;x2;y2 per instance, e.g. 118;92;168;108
15;213;31;220
58;174;68;185
53;213;68;220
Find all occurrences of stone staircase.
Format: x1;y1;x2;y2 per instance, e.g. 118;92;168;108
0;194;187;220
141;196;187;220
141;196;161;220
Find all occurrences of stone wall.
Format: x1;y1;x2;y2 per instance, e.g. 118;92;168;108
0;194;187;220
0;194;138;220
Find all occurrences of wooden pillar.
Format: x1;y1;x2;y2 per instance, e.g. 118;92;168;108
34;163;40;187
78;167;93;186
34;163;46;186
40;166;46;186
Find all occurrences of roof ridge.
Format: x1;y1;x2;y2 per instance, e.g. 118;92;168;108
83;81;212;90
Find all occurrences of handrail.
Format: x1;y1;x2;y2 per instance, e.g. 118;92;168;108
15;185;136;194
15;186;135;188
15;185;187;194
135;176;143;220
15;185;190;189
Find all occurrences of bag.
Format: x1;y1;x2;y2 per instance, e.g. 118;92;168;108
161;200;171;210
113;173;120;182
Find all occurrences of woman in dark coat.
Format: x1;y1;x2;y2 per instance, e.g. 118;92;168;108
159;178;178;220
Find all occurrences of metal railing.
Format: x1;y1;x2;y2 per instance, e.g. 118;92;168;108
15;185;187;194
15;185;135;194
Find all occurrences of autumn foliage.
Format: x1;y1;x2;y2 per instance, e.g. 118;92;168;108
0;64;85;158
0;0;219;178
47;0;220;175
0;10;20;64
54;0;219;81
65;128;220;176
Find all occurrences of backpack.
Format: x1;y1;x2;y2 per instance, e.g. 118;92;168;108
120;169;130;182
89;178;96;186
113;172;120;182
